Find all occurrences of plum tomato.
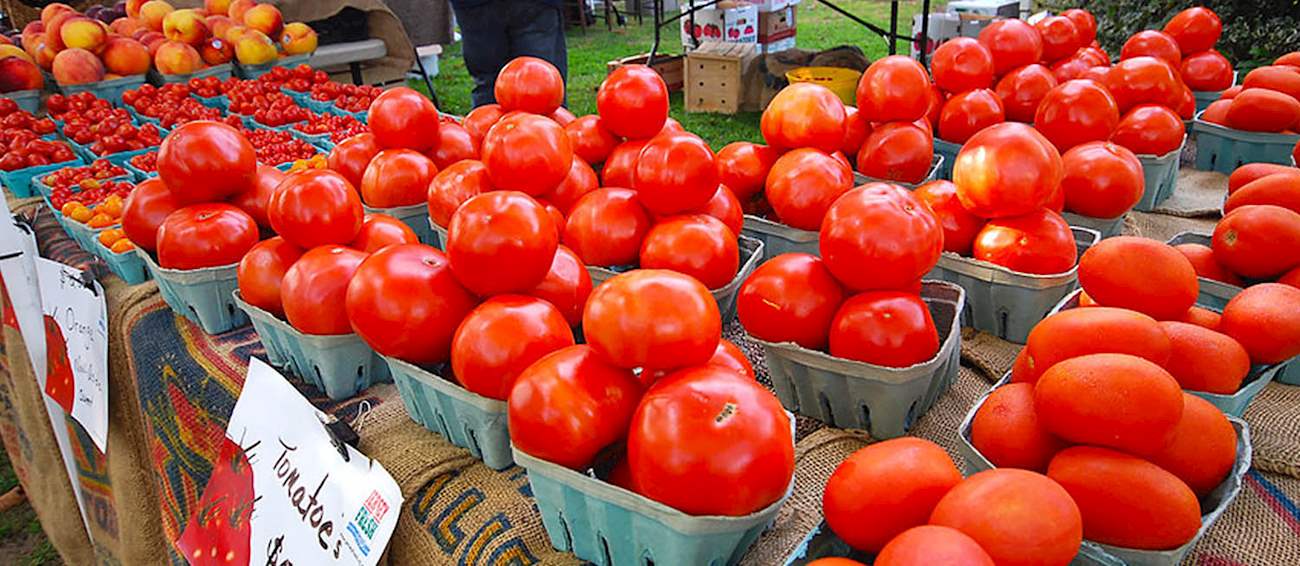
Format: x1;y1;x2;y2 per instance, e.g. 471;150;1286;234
632;132;719;215
973;208;1078;274
760;82;847;152
1111;104;1185;156
1104;56;1183;113
765;148;854;231
1180;50;1234;92
1062;9;1097;44
953;122;1063;218
583;269;721;370
367;86;440;151
1121;30;1182;68
157;120;257;204
447;191;558;296
820;184;943;292
639;214;739;290
596;65;669;140
737;253;845;350
481;112;573;196
494;56;565;115
156;203;259;270
563;187;652;267
1163;7;1222;55
451;295;575;400
1034;16;1081;63
237;236;303;318
268;169;365;248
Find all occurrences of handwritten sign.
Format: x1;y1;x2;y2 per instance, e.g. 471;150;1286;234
178;359;401;566
35;257;109;452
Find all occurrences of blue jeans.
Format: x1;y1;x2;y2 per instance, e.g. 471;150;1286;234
452;0;569;108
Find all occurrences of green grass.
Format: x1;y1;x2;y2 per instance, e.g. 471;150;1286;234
420;0;929;147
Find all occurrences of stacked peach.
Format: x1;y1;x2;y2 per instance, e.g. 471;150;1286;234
16;2;151;86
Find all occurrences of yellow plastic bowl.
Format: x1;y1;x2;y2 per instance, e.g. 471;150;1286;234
785;66;862;106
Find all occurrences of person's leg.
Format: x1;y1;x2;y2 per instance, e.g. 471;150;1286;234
506;1;569;86
452;1;511;107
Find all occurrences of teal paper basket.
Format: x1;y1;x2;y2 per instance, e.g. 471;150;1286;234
60;74;147;105
136;250;248;334
1192;113;1300;173
385;356;514;470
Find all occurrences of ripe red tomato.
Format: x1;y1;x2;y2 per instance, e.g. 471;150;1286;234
327;132;381;189
426;122;477;169
926;83;946;128
761;82;847;152
820;184;943;292
508;344;641;470
1061;142;1145;219
481;113;573;196
1104;57;1183;112
447;191;558;296
494;56;564;115
237;236;303;318
451;295;574;400
426;160;493;228
121;177;180;252
564;115;619;165
830;292;940;367
1121;30;1182;67
600;139;646;188
461;103;504;150
1050;52;1098;83
856;122;934;185
627;366;793;516
597;65;669;140
544;158;598;215
227;165;284;229
268;169;364;248
563;187;651;267
156;204;259;269
549;107;576;127
367;87;440;151
953;123;1063;218
709;339;755;380
766;148;854;230
1242;66;1300;101
639;215;739;289
1111;105;1186;155
938;88;1005;143
1035;16;1081;63
157;120;257;204
1163;7;1222;55
914;180;984;256
693;185;744;236
841;106;871;157
1035;79;1120;153
737;253;844;349
358;149;439;208
857;55;931;123
345;244;477;364
526;245;591;327
931;37;995;93
281;245;369;335
1227;88;1300;132
632;132;718;214
973;209;1077;274
1181;50;1234;92
583;269;721;370
978;19;1044;77
349;214;418;253
1061;9;1097;44
716;141;780;202
995;64;1058;123
1201;98;1232;125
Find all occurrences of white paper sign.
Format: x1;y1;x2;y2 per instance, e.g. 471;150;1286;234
35;257;109;452
178;359;401;566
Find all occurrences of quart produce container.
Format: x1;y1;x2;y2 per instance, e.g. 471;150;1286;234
1192;113;1300;173
136;250;248;334
149;63;234;86
1;89;41;114
1164;232;1239;310
933;137;960;180
384;356;513;470
0;157;84;198
586;236;764;322
762;281;965;439
60;74;147;105
740;215;819;258
853;154;945;189
1132;137;1185;212
364;202;438;247
93;239;149;284
1062;212;1124;239
234;54;311;79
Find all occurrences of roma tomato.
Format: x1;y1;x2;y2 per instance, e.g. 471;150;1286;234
600;139;646;188
494;56;564;115
760;82;847;152
157;120;257;204
715;141;780;202
1227;88;1300;133
1034;79;1120;152
597;65;669;140
820;184;943;292
765;148;853;230
544;157;598;215
426;122;477;169
508;344;641;470
857;55;931;123
856;122;934;185
938;88;1005;144
693;185;744;236
345;244;477;364
1061;142;1145;219
830;292;940;367
1061;9;1096;43
978;19;1043;77
1121;30;1182;67
367;86;440;151
639;215;739;290
1213;205;1300;279
461;103;504;149
349;213;417;253
281;246;369;335
157;204;259;269
360;149;438;207
737;253;845;350
1181;50;1233;92
583;269;721;370
447;191;558;296
1201;98;1232;125
237;236;303;317
527;245;591;327
121;177;180;252
632;132;718;214
931;37;995;93
1035;16;1081;63
564;115;619;165
973;209;1078;274
327;132;381;189
1111;105;1185;155
563;187;651;267
268;169;364;248
1242;66;1300;101
427;160;494;228
227;164;284;229
627;366;794;516
953;123;1063;218
914;180;984;256
480;112;573;195
451;295;574;400
1164;7;1222;55
995;63;1058;123
1104;57;1183;112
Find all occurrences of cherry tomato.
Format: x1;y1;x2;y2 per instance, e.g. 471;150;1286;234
841;106;871;157
157;120;257;204
627;366;793;515
237;236;303;317
820;184;943;292
563;187;652;267
953;123;1063;218
226;165;284;230
349;213;418;253
584;269;720;369
639;215;738;289
938;88;1005;144
830;292;940;367
766;148;854;231
978;19;1044;77
1111;104;1185;155
856;122;934;185
1061;141;1145;219
494;56;564;115
1035;16;1081;64
544;158;598;215
716;141;780;202
972;209;1077;274
447;191;558;296
427;160;494;228
451;295;574;400
693;185;744;236
1034;79;1120;153
632;132;718;215
931;37;995;94
858;56;931;123
345;244;477;364
564;115;619;165
914;180;984;256
1121;30;1182;68
597;65;669;140
1181;50;1234;92
121;177;180;252
996;64;1058;123
480;112;573;196
280;245;369;335
426;122;477;169
359;149;438;208
367;86;440;151
737;253;843;349
1061;9;1096;44
327;132;381;189
268;169;364;248
1104;56;1183;112
601;139;647;188
461;103;504;150
527;245;591;327
1163;7;1222;55
761;82;847;152
156;204;259;269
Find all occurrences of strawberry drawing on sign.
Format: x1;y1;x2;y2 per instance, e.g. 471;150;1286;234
43;314;74;413
177;437;258;566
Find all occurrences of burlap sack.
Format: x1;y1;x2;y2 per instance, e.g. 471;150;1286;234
1244;384;1300;479
1125;210;1218;242
1152;169;1229;218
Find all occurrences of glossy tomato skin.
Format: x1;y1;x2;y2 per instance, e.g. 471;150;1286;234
932;37;995;93
1111;105;1186;156
1104;56;1183;112
157;204;259;269
716;141;780;202
480;112;573;196
710;339;755;380
280;245;369;335
600;139;647;188
452;295;574;400
1121;30;1182;67
426;122;477;169
953;122;1063;218
996;64;1058;123
857;56;931;123
914;180;985;256
494;56;564;115
268;169;364;248
345;244;477;364
563;187;651;267
821;184;944;292
597;65;669;140
349;213;418;253
447;191;558;296
1034;79;1120;153
978;19;1044;77
856;122;935;185
694;185;744;236
1061;9;1097;43
973;209;1078;274
527;245;591;327
367;86;440;151
327;132;381;188
157;120;257;204
938;88;1005;144
639;215;739;290
841;106;872;157
360;149;438;207
1061;142;1145;219
737;253;845;349
1227;89;1300;133
583;269;721;370
633;132;719;215
765;148;854;231
426;160;493;228
829;292;940;367
1180;50;1234;92
544;157;599;215
1035;16;1081;63
226;164;284;230
760;82;847;152
627;366;794;516
121;177;180;252
564;115;619;165
1163;7;1222;55
237;237;303;318
461;104;504;150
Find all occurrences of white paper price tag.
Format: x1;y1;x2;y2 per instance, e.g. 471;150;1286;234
35;257;109;452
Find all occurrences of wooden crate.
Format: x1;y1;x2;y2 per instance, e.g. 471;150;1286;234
684;42;758;114
606;53;685;92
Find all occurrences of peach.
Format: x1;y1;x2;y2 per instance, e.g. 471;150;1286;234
0;35;10;47
242;4;283;39
234;29;277;65
111;17;148;38
224;25;249;44
0;56;45;92
206;0;233;16
163;9;209;46
228;0;257;22
279;22;316;56
153;40;203;75
60;17;109;54
52;48;106;85
140;1;175;33
102;37;152;76
41;3;75;26
132;27;153;41
126;0;149;19
206;15;234;41
142;33;167;57
32;39;58;71
199;36;233;65
0;45;34;64
44;11;78;51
